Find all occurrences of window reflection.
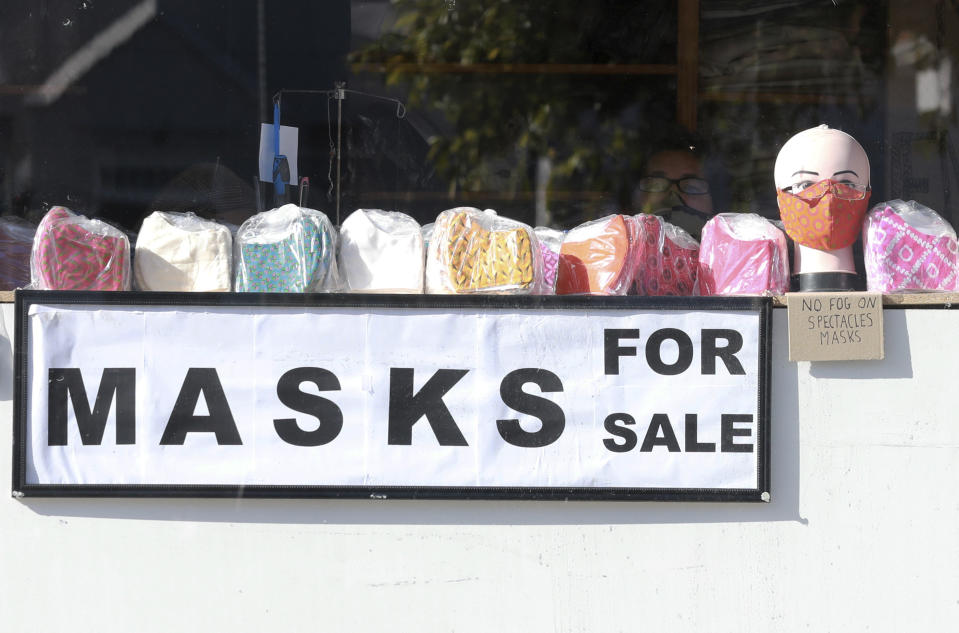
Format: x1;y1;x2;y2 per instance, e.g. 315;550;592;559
0;0;957;241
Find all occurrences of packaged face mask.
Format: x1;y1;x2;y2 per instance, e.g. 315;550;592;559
31;206;131;291
539;244;560;294
134;212;233;292
534;227;564;294
556;214;639;295
338;209;424;293
234;204;337;293
863;200;958;292
698;213;789;296
426;208;543;294
633;214;699;296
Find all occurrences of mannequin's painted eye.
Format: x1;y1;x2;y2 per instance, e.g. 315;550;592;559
784;180;814;193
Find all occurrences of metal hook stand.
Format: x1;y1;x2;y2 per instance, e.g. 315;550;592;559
272;85;407;225
334;83;344;225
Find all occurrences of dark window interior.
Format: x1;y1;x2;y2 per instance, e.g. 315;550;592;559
0;0;955;239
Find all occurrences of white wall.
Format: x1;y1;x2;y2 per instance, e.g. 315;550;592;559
1;303;957;632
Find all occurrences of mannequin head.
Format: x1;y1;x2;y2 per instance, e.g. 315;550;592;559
774;125;871;283
774;125;870;194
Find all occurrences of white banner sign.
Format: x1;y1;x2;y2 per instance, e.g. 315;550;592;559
15;295;770;500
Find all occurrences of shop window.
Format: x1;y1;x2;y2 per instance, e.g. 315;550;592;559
1;0;958;292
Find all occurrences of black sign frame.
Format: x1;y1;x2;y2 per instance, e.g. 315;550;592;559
13;290;772;502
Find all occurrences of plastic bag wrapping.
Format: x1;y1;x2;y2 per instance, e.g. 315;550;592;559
534;227;564;294
234;204;338;292
421;223;435;250
535;227;565;252
30;206;131;290
339;209;424;293
134;211;233;292
556;214;641;295
632;214;666;294
863;200;958;293
633;214;700;296
220;222;241;236
0;217;36;290
425;207;544;294
698;213;789;296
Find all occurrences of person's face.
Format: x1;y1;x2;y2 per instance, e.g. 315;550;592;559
635;150;714;217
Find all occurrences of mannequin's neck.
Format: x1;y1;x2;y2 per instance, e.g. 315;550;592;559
794;243;855;274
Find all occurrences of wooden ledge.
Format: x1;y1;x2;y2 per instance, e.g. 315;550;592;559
4;290;959;307
771;292;959;307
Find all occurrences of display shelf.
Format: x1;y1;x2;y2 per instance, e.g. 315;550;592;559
5;291;958;306
770;292;959;307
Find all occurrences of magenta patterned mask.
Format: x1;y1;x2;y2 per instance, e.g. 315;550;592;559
863;204;958;292
32;207;131;291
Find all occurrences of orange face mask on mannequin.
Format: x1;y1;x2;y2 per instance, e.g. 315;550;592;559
776;179;871;251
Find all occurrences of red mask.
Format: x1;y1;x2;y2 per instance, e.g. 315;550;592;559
777;179;871;251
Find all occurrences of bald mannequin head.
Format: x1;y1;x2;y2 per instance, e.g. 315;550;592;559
774;125;870;191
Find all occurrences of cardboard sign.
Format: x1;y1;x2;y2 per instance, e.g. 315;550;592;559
786;292;884;361
13;292;772;501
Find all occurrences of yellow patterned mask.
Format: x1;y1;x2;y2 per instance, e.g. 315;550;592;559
445;211;534;292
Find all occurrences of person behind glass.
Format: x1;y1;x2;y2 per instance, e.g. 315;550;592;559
633;144;714;240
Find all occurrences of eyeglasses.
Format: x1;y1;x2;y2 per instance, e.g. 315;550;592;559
779;179;870;201
638;176;710;195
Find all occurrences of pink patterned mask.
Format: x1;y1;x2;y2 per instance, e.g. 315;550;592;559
863;204;958;292
539;242;559;291
633;214;699;296
32;207;131;291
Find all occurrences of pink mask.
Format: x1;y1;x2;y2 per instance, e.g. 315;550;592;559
698;214;789;296
864;204;958;292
